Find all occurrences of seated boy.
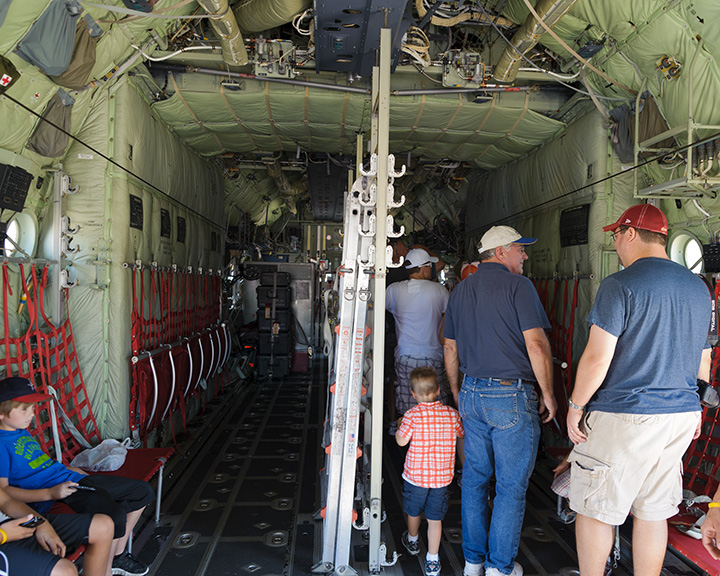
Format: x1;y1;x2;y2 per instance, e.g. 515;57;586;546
396;367;464;576
0;484;113;576
0;377;155;576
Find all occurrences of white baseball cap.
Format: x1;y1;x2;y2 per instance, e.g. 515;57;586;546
478;226;537;254
404;248;439;268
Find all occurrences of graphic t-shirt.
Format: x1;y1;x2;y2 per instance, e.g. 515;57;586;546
0;429;83;513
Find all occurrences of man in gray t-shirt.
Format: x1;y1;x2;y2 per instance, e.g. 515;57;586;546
567;204;711;576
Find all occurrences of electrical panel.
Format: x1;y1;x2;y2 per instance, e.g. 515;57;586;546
0;164;32;213
254;39;296;79
703;243;720;273
442;50;485;88
559;204;590;247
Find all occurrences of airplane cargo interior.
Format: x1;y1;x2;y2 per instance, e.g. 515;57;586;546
3;0;720;575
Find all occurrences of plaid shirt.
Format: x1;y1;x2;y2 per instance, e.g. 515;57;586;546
398;401;464;488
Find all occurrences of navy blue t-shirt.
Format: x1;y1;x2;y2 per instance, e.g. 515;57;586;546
587;257;711;414
0;429;83;513
444;262;550;380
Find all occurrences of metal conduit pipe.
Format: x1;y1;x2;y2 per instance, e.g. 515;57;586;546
493;0;579;83
152;63;562;97
195;0;248;66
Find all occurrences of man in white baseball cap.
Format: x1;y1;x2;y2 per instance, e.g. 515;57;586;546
386;248;450;436
444;225;555;576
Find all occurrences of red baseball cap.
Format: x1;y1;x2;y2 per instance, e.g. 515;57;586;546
602;204;668;236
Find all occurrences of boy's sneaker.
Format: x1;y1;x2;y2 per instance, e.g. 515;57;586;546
112;552;149;576
425;559;441;576
401;530;420;556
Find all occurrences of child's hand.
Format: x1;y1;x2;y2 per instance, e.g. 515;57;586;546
34;520;66;556
1;514;37;543
49;481;80;499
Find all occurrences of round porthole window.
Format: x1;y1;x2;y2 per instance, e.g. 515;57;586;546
669;231;703;273
3;213;38;258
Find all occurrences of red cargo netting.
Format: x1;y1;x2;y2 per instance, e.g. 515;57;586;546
1;263;101;460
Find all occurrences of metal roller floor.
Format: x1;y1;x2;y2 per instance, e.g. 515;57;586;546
134;364;702;576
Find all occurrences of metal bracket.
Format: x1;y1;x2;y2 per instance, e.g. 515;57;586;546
353;507;369;530
386;246;403;268
60;236;79;254
61;174;80;196
359;154;378;177
378;543;399;567
387;216;404;238
388;154;406;178
60;215;79;234
386;182;405;209
59;269;78;288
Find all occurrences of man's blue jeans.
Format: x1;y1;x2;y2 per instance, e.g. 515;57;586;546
459;376;540;574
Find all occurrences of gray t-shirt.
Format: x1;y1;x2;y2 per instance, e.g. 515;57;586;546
587;257;711;414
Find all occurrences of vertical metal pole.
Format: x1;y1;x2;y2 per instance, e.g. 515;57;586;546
52;171;64;325
368;27;391;574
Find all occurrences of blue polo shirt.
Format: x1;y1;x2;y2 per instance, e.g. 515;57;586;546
586;257;710;414
444;262;550;380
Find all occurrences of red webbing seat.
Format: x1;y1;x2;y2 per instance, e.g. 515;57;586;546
129;266;227;439
668;281;720;572
532;276;579;438
667;528;720;575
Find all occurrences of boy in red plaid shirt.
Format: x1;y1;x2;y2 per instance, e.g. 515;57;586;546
396;367;464;576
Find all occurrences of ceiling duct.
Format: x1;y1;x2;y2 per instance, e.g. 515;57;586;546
233;0;311;33
493;0;578;83
196;0;248;66
266;159;306;214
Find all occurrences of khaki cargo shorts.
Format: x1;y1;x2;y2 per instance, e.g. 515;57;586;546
567;410;700;525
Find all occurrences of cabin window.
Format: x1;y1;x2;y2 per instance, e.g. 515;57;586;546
669;232;703;273
3;212;37;258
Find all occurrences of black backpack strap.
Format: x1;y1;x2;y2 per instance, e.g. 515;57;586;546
697;274;718;347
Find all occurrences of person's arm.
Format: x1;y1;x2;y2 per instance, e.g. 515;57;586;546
703;485;720;559
395;431;410;447
0;487;66;555
523;327;555;423
444;338;461;407
699;347;712;381
566;324;618;444
438;315;445;347
0;477;79;503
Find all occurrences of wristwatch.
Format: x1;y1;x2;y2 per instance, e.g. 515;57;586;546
567;398;585;411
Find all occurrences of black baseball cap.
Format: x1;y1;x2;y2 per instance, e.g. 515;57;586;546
0;377;51;404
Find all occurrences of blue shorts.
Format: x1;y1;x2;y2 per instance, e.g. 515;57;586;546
402;480;450;521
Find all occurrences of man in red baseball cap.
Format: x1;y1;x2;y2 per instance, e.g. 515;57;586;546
566;203;712;576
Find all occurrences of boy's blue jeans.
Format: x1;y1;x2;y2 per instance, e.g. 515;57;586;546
458;376;540;574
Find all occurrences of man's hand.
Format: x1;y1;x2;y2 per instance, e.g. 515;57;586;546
539;393;556;423
567;407;587;444
694;416;702;440
34;520;66;556
702;507;720;559
48;481;80;500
